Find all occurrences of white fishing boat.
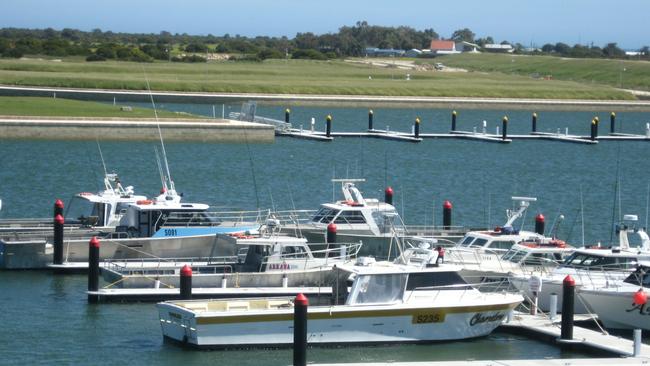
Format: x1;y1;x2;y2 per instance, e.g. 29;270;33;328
510;215;650;313
445;197;571;281
156;258;523;348
578;262;650;330
101;231;362;289
278;179;463;260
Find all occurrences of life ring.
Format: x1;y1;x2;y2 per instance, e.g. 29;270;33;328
136;199;153;205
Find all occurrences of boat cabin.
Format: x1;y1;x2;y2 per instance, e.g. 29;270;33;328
559;249;649;272
64;173;146;227
501;242;573;267
456;229;546;254
116;201;210;238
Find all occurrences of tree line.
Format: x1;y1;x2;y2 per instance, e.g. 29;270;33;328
0;23;647;62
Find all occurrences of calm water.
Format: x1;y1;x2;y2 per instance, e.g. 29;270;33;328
1;104;648;364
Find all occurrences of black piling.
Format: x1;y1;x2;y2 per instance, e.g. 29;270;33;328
368;109;374;130
180;265;193;300
610;112;616;134
443;200;452;229
326;115;332;137
384;187;393;205
53;214;64;265
451;110;457;131
560;275;575;340
532;112;538;133
326;223;337;244
594;116;599;139
502;116;508;140
53;199;64;217
285;108;291;124
414;117;420;138
293;293;309;366
535;213;545;235
88;236;100;303
590;119;597;141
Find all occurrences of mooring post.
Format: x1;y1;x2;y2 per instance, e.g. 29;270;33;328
502;116;508;140
535;213;545;235
384;187;393;205
414;117;420;138
87;236;100;304
326;115;332;137
293;293;308;366
180;265;193;300
326;223;337;244
549;293;558;321
443;200;452;229
610;112;616;134
451;110;457;131
53;214;64;265
590;119;597;141
594;116;599;139
285;108;291;124
532;112;538;133
560;275;575;340
634;329;642;356
529;276;542;316
368;109;374;130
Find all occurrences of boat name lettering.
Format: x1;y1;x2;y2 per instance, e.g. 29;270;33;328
269;263;292;270
469;312;505;326
625;303;650;315
164;229;178;236
412;312;445;324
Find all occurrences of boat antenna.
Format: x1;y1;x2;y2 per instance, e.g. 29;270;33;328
153;145;167;192
96;139;108;177
645;182;649;231
142;66;175;193
580;185;585;246
609;143;622;245
268;187;276;213
241;122;260;209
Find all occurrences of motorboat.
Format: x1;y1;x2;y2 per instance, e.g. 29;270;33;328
278;179;465;260
445;197;571;280
510;214;650;313
578;262;650;330
156;258;523;348
101;231;362;289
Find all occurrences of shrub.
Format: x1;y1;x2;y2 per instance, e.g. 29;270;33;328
85;54;106;62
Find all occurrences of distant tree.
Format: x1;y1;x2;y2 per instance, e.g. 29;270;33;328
475;37;494;47
0;38;8;54
85;54;106;62
294;32;319;50
451;28;475;43
2;47;24;58
554;42;571;55
602;42;624;58
291;49;327;60
541;43;554;53
257;48;284;60
95;44;118;59
185;42;208;53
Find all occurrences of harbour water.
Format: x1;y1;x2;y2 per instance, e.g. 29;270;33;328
1;104;649;364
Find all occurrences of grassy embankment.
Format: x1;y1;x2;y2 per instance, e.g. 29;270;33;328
0;56;635;100
0;96;197;118
431;53;650;92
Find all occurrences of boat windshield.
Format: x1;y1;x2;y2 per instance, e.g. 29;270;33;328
562;252;637;271
334;210;367;224
459;236;475;246
502;248;527;263
311;208;339;224
65;196;104;225
347;273;406;305
623;267;650;287
371;209;398;234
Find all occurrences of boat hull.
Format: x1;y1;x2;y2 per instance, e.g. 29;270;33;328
158;300;521;348
578;288;650;330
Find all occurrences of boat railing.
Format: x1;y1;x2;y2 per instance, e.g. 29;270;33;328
229;111;292;132
259;241;362;271
562;264;633;288
157;209;270;228
0;218;57;228
103;255;238;275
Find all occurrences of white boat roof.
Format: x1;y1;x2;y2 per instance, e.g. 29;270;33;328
334;261;462;275
217;234;308;247
321;200;394;211
75;191;147;204
131;201;209;211
573;247;650;257
510;242;574;253
463;229;545;241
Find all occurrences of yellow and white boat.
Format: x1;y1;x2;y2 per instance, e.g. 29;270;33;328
156;259;522;348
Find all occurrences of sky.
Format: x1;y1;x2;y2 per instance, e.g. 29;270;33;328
2;0;649;49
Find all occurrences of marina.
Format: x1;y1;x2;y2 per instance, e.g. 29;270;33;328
1;105;650;365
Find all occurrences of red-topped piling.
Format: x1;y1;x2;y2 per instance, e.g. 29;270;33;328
180;265;193;300
53;199;64;217
293;293;309;366
53;214;65;265
326;223;337;244
384;187;393;205
88;236;100;303
561;275;575;340
443;200;453;229
535;213;545;235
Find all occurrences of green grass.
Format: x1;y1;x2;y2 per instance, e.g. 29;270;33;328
0;96;198;118
429;53;650;92
0;56;636;100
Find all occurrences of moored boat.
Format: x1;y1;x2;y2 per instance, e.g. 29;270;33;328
156;258;523;348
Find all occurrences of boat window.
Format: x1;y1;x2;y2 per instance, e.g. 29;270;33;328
487;240;516;250
347;274;406;305
334;211;367;224
281;245;308;259
115;202;131;215
311;208;339;223
469;238;489;248
65;196;96;223
521;253;555;266
460;236;475;246
624;268;650;286
372;210;397;234
503;250;527;263
406;271;471;291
